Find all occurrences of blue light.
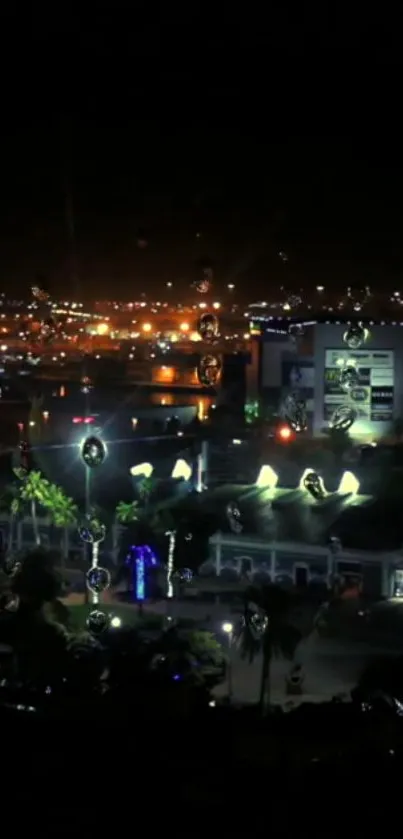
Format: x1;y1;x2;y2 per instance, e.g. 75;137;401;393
136;552;145;601
125;544;158;603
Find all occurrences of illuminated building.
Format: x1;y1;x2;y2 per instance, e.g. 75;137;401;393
250;318;403;442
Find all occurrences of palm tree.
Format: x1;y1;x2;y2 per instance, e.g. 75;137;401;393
137;476;158;508
1;483;22;555
46;487;78;566
14;469;52;546
116;497;176;601
235;584;302;714
115;500;142;598
115;500;140;526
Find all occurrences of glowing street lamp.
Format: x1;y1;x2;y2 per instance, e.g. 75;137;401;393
171;458;192;481
130;462;154;478
337;471;360;496
256;465;278;490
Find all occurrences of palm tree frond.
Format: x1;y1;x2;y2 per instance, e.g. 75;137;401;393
116;501;140;524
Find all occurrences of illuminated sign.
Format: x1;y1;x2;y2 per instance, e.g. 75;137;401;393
324;349;394;426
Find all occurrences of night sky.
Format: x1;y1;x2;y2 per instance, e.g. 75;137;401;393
0;7;402;300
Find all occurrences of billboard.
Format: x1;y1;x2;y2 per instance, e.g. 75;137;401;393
324;349;394;425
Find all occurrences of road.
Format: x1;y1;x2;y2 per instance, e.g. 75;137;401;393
214;632;400;706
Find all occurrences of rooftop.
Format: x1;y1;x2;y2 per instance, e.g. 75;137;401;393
183;464;403;551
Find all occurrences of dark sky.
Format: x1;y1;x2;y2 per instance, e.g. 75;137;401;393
1;6;403;300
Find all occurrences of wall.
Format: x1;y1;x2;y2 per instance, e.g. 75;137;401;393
258;333;315;424
207;534;397;598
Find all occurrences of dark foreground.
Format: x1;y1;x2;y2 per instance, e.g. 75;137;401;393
3;699;401;833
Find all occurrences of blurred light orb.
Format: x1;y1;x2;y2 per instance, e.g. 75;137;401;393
343;323;367;350
303;471;326;500
40;317;57;342
283;394;308;432
288;323;305;338
197;312;219;340
110;615;122;628
86;566;111;594
347;286;370;312
330;404;357;431
250;612;269;637
81;436;107;468
288;294;302;308
197;354;222;386
32;283;50;303
339;366;360;392
281;286;302;309
80;375;93;394
86;610;110;634
193;279;211;293
78;514;106;544
290;406;308;432
226;501;243;534
193;259;213;293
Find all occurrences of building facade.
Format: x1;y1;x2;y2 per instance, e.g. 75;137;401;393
250;320;403;442
206;532;403;599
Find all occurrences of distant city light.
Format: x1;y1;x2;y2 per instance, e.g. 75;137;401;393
278;425;293;441
142;322;152;333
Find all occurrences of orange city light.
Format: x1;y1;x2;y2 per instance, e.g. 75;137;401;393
278;425;293;441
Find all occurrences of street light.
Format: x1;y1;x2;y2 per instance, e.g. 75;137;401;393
222;622;234;702
110;616;122;628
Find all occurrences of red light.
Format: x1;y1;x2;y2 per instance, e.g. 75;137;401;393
72;417;83;424
84;417;94;424
278;425;292;441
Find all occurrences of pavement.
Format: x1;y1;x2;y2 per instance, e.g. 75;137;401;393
213;631;401;707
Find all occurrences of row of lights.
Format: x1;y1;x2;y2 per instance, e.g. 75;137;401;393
255;465;360;496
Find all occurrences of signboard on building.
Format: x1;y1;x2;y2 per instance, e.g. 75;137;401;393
324;349;394;424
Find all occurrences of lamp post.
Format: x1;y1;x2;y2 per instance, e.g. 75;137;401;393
78;434;111;633
222;621;234;703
